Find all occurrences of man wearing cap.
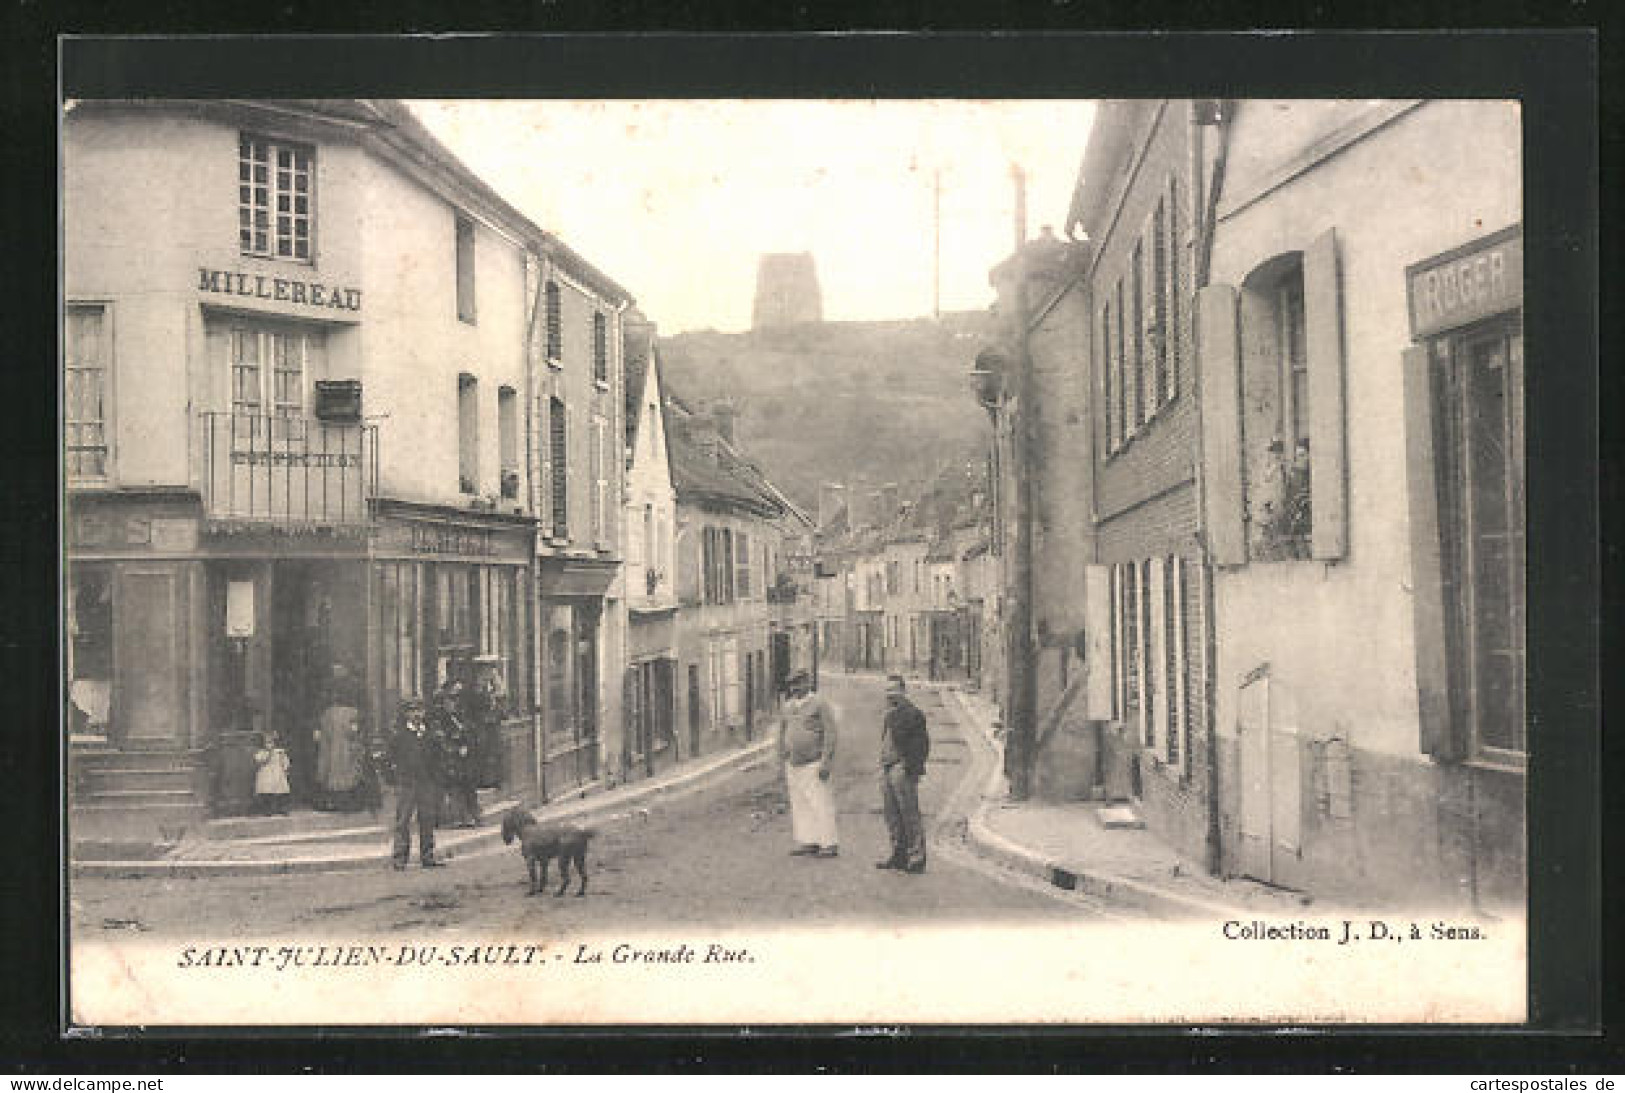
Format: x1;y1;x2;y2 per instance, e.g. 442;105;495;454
384;697;446;869
877;674;930;874
776;670;840;858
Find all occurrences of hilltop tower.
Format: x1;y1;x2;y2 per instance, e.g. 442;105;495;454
751;252;823;329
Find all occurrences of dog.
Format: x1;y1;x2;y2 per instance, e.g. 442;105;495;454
500;808;594;897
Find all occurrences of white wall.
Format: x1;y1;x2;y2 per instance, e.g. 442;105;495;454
1208;99;1522;759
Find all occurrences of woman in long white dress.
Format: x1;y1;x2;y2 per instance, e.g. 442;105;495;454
777;671;840;858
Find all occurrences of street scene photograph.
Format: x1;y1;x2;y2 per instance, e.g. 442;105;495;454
63;91;1529;1025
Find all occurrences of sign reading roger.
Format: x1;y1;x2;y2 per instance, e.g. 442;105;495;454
1406;227;1521;339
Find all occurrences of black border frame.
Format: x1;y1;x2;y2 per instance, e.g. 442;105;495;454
2;26;1608;1072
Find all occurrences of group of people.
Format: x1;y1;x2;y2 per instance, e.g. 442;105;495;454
776;671;931;874
248;658;508;871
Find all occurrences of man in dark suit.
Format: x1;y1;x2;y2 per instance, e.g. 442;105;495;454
385;697;446;869
876;674;930;874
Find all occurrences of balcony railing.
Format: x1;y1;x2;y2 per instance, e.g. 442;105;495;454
201;412;378;526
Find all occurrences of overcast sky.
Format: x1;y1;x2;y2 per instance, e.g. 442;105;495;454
409;100;1095;334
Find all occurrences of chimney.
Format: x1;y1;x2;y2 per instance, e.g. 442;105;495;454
880;482;901;520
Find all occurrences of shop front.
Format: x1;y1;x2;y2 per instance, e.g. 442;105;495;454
370;501;536;799
537;557;618;796
625;607;679;782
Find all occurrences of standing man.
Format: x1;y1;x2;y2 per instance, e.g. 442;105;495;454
385;697;446;869
777;670;840;858
876;674;930;874
433;678;480;828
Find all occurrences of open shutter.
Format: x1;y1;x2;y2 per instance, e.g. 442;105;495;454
1197;284;1246;565
1083;564;1114;720
1401;345;1459;760
1304;227;1349;560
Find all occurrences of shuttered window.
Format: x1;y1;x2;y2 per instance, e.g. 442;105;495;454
549;397;568;537
456;216;477;324
545;281;562;362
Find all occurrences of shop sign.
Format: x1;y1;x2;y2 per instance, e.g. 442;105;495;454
74;514;157;547
410;524;495;557
1407;228;1521;339
150;518;198;552
198;267;362;313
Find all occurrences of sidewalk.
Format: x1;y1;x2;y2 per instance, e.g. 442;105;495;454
71;736;776;879
947;687;1315;919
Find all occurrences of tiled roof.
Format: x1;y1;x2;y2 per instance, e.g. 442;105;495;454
666;406;785;519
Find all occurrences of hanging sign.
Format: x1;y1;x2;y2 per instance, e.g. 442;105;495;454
226;580;256;638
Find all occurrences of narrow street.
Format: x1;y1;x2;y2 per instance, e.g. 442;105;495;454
71;676;1096;939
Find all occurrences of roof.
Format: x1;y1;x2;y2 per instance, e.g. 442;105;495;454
666;402;786;520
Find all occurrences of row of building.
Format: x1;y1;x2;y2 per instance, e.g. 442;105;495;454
958;99;1524;909
63;98;814;839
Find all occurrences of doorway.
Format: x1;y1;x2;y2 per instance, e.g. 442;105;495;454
1432;319;1525;763
269;560;365;806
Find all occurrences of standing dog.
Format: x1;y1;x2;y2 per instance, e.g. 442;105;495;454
500;808;594;897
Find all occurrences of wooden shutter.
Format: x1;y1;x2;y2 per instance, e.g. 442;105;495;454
1304;227;1349;560
1147;557;1167;755
1166;174;1181;402
1401;345;1458;759
1197;284;1246;565
1083;565;1115;720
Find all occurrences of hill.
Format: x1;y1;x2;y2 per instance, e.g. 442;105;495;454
657;312;994;516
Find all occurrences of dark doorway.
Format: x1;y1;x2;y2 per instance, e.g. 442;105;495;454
687;663;703;757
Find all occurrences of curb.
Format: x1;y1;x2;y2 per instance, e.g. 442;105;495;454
944;687;1248;920
73;737;777;880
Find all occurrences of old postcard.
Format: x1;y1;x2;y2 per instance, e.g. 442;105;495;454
64;89;1530;1026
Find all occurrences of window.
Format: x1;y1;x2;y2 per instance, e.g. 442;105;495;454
545;282;562;363
1150;200;1169;410
1114;280;1128;449
456;216;477;324
702;527;738;605
1099;301;1114;457
239;134;312;261
591;414;612;547
458;374;478;494
1131;243;1147;430
65;305;108;479
67;565;113;739
226;325;314;438
498;386;518;499
735;530;752;598
724;637;741;721
1166;178;1181;403
593;312;608;384
1243;261;1311;560
549;397;568;536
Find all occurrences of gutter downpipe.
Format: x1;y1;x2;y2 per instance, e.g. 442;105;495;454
1191;99;1232;876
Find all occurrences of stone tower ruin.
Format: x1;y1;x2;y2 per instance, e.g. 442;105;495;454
751;252;823;329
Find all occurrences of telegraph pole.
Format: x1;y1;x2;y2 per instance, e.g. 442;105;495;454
932;169;942;320
1006;163;1037;801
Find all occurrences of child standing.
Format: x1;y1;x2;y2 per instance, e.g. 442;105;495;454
253;731;292;815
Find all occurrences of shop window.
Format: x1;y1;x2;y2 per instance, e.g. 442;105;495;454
593;312;608;384
456;216;477;324
65;305;109;480
458;373;478;494
67;565;113;739
545;281;562;363
498;386;519;499
549;397;568;537
239;134;312;261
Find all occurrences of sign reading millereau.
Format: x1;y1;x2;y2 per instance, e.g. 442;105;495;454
198;268;362;312
1406;228;1521;340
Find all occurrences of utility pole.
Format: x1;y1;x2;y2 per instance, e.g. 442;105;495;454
1006;163;1037;800
932;169;942;320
